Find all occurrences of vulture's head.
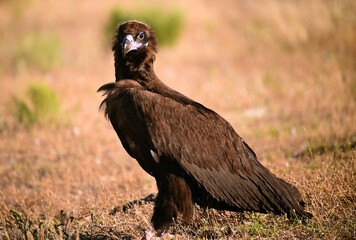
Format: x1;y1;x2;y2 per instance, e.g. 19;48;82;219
113;21;158;67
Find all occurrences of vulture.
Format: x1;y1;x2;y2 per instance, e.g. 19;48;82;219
98;21;311;238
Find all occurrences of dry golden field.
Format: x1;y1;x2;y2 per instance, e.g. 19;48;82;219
0;0;355;239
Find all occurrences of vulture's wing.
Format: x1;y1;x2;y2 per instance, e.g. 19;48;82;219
100;82;308;218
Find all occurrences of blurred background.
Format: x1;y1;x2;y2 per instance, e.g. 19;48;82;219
0;0;355;239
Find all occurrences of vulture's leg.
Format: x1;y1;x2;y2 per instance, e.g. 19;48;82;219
151;174;193;231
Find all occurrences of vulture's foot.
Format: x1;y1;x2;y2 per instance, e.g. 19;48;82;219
141;224;174;240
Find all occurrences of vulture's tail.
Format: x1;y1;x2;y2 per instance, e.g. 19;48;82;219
243;141;312;219
277;177;313;219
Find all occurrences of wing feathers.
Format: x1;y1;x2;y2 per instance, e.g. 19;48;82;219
99;81;310;218
136;90;308;217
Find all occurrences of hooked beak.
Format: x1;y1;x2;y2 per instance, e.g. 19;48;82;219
122;35;146;57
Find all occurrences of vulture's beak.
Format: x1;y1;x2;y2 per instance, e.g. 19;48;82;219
122;35;146;57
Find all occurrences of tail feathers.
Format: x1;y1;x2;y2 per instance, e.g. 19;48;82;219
301;210;313;219
277;178;313;219
277;178;302;203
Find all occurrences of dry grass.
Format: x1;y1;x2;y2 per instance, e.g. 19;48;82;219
0;0;355;239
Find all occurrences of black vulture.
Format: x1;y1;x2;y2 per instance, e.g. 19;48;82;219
98;20;311;239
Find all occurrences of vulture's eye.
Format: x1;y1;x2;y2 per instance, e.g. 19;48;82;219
138;32;145;40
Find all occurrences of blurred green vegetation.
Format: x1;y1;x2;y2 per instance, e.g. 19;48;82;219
104;7;185;47
11;82;61;126
12;33;61;72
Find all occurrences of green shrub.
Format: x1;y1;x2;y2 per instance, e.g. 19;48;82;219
12;33;61;72
12;82;61;126
104;7;184;47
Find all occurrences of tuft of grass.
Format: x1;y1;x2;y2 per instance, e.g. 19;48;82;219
268;127;279;138
12;33;61;72
294;136;356;158
104;6;184;47
11;82;61;127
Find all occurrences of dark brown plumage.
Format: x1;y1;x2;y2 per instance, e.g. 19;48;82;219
98;20;311;237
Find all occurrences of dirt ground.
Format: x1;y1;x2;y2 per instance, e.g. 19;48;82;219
0;0;355;239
